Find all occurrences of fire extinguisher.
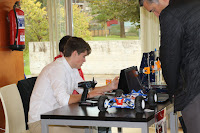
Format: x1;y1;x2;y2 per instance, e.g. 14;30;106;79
8;1;25;51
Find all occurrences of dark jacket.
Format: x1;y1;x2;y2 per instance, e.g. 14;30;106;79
159;1;200;112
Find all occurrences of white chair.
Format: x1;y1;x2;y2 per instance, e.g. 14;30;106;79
0;84;30;133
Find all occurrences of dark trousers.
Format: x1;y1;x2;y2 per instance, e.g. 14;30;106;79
98;127;111;133
181;93;200;133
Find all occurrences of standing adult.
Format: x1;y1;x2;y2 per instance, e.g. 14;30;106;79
139;0;200;132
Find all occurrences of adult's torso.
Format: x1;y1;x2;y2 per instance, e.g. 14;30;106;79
160;1;200;111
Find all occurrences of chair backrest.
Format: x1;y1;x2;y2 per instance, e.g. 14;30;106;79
0;84;26;133
17;77;37;130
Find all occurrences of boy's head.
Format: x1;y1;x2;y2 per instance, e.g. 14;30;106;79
63;37;91;69
63;37;91;57
59;35;72;53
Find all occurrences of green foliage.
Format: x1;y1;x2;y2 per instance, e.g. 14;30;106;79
86;0;140;38
21;1;93;75
24;54;31;75
87;0;140;28
56;3;66;40
36;0;47;8
89;24;103;30
127;26;139;36
21;0;49;56
88;0;114;22
21;0;49;74
110;25;120;36
87;0;115;34
73;4;93;40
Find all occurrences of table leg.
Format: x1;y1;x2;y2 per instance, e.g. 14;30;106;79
85;127;90;133
142;126;149;133
41;120;49;133
170;112;178;133
117;127;122;133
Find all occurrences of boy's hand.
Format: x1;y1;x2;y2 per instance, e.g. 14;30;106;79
109;76;119;91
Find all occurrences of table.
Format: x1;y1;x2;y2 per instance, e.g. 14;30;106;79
41;100;178;133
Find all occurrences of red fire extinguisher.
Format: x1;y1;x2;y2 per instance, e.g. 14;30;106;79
8;1;25;51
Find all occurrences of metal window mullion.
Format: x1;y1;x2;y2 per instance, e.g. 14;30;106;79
65;0;73;36
47;0;55;61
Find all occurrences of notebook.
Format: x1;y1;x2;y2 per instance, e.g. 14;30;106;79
118;66;143;94
117;66;169;102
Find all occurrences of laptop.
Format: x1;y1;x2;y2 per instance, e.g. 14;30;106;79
117;66;169;102
118;66;143;94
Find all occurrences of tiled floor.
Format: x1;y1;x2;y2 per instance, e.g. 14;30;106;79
111;127;183;133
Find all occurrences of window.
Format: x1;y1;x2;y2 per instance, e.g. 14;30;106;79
72;0;141;86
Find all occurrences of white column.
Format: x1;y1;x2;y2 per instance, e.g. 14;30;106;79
140;7;160;53
47;0;55;61
65;0;73;36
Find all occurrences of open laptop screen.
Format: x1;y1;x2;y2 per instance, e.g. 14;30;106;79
118;66;143;94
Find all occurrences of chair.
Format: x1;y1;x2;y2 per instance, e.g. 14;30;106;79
17;77;37;130
0;84;30;133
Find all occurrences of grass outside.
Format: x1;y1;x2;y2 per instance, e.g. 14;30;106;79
24;35;139;75
89;35;139;41
24;53;31;76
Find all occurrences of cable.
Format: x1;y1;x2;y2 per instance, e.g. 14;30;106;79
13;3;19;46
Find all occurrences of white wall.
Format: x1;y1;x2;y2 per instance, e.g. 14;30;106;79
82;40;142;75
29;40;142;75
29;42;52;75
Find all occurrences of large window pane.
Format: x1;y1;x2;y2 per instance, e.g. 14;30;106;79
21;0;49;75
72;0;141;86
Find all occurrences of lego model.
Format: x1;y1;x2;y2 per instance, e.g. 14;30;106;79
98;89;157;113
139;50;167;93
